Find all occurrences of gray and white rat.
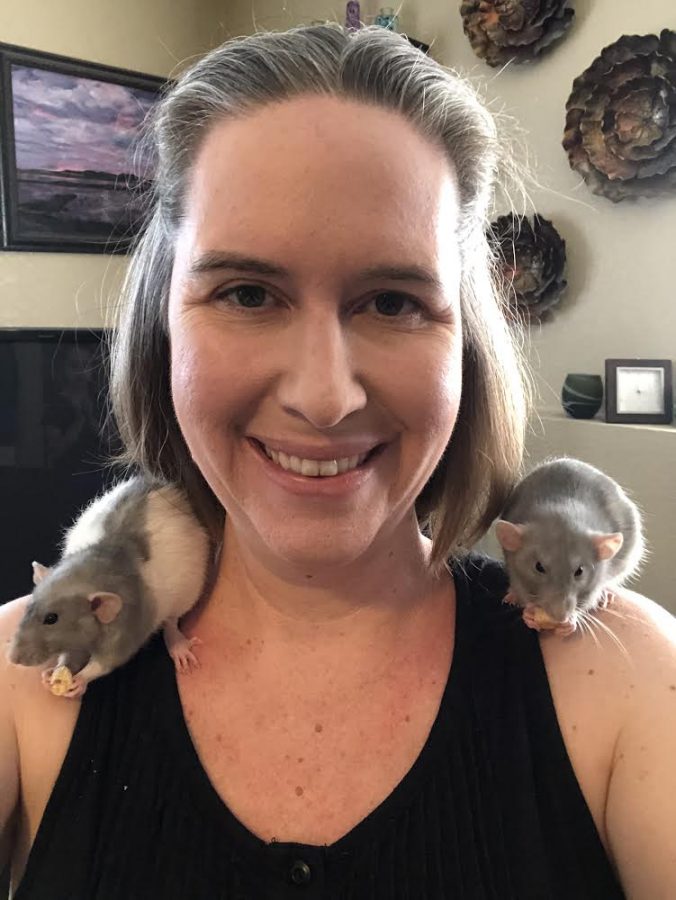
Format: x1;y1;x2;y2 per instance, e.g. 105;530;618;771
7;476;212;698
494;456;646;636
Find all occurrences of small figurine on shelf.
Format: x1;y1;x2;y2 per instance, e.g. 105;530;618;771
375;6;399;32
345;2;361;31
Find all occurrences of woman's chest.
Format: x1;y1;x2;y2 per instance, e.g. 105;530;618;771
177;660;450;846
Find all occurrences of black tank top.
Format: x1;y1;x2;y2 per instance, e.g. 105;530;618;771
13;552;625;899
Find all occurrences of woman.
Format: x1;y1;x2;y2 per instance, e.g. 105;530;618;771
1;24;674;899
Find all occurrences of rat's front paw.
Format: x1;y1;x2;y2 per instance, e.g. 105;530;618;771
61;675;88;699
169;636;202;674
598;589;616;609
41;666;86;698
522;605;543;630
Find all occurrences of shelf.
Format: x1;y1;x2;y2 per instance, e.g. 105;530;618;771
537;408;676;434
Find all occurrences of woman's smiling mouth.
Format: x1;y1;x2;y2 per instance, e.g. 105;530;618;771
248;438;389;493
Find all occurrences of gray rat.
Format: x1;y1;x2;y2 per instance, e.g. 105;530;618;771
494;456;646;636
7;476;212;698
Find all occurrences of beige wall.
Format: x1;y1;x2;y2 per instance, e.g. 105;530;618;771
1;0;674;606
0;0;223;327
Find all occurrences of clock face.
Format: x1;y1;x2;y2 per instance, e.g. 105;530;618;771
616;366;665;414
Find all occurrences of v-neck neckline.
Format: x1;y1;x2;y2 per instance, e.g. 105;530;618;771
154;558;471;870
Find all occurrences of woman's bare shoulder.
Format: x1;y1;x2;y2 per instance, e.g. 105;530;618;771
540;588;676;753
0;595;34;701
0;597;31;869
1;591;82;740
542;589;676;683
538;588;676;872
542;589;676;698
1;594;55;700
0;598;26;869
0;595;81;882
600;590;676;897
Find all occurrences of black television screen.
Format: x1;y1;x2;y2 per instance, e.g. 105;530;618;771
0;328;121;604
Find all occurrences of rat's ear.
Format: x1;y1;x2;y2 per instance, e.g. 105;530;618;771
591;531;624;561
31;561;51;585
495;520;525;552
88;592;123;624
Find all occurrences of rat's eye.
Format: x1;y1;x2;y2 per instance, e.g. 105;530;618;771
574;566;584;578
43;612;58;625
534;561;546;574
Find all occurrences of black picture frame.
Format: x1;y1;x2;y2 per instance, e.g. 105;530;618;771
605;358;673;425
0;42;167;254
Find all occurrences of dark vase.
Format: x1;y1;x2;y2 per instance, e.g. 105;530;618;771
561;373;603;419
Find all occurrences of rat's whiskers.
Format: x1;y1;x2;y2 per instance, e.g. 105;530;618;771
596;605;644;627
577;613;600;649
583;611;631;663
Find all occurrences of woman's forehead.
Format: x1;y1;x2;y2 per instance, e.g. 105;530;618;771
180;95;460;249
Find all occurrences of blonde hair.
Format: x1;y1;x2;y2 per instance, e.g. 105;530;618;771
107;23;533;576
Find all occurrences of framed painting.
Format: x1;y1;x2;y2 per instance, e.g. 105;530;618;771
0;42;167;253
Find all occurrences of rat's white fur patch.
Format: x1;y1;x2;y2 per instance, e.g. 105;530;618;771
63;480;134;555
139;485;211;627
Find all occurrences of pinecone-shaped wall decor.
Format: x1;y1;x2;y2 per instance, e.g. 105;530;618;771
460;0;575;67
489;214;567;322
563;29;676;201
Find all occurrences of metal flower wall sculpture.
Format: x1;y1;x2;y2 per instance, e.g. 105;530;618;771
489;214;567;322
563;29;676;201
460;0;575;67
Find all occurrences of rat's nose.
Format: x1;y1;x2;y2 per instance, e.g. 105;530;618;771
544;595;575;623
564;595;579;619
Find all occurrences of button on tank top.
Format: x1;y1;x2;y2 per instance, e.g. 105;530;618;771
12;552;625;899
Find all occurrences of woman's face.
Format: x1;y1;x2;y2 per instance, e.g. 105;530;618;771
168;95;463;569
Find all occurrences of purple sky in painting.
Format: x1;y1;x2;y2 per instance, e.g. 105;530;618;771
11;65;157;176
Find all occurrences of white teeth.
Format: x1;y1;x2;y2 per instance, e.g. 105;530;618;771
263;445;369;477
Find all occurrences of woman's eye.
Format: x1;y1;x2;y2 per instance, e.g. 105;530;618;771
214;285;424;320
534;561;546;574
43;612;58;625
215;285;268;309
370;291;423;319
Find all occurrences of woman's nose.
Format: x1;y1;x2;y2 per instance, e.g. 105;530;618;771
275;313;369;428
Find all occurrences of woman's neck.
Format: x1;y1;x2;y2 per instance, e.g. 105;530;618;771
182;515;450;684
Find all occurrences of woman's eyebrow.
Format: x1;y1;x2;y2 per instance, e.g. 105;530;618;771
187;250;444;291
